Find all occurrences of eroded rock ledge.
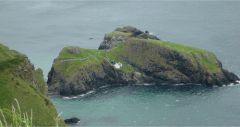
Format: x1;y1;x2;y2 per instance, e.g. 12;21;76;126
47;26;239;96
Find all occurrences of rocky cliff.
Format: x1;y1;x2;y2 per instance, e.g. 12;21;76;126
0;43;65;126
47;26;239;96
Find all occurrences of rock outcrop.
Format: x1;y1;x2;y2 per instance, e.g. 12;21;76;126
64;117;80;124
99;26;159;50
47;26;239;96
0;43;65;126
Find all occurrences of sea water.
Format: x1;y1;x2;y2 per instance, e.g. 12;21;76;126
1;1;240;126
52;84;240;126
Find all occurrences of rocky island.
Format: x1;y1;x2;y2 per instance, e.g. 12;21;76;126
0;44;65;126
47;26;239;96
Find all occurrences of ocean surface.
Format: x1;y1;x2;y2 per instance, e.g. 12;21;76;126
1;0;240;126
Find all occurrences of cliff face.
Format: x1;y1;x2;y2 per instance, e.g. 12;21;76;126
47;26;239;96
0;43;65;126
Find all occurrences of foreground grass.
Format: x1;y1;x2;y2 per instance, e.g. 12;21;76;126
0;99;62;127
0;99;32;127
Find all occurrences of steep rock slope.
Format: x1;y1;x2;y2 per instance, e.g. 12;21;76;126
48;26;239;96
0;43;65;126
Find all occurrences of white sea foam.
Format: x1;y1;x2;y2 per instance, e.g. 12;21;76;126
62;90;95;99
229;83;234;87
99;85;109;89
143;83;153;86
78;90;95;97
236;80;240;84
174;83;201;86
218;81;240;88
62;96;71;100
72;96;78;99
86;90;95;95
62;96;79;100
174;83;185;86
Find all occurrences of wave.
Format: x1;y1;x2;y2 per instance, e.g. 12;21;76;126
216;80;240;88
62;90;95;100
143;83;154;86
236;80;240;84
99;85;109;89
62;81;240;100
173;83;201;86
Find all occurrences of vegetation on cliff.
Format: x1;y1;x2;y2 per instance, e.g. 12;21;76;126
48;26;239;96
0;43;65;126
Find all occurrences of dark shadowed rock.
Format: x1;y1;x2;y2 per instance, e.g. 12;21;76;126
64;117;80;124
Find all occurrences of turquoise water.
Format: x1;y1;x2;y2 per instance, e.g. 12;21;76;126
1;1;240;126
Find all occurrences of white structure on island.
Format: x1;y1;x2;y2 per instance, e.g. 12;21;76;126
113;62;123;69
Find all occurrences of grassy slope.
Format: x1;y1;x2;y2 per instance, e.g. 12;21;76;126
105;30;221;73
134;38;220;73
54;45;135;77
0;44;65;126
54;33;220;77
33;68;47;94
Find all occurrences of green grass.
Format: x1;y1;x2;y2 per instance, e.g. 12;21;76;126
0;99;62;127
104;31;132;39
0;65;65;126
0;99;33;127
111;38;221;74
54;46;135;76
106;43;135;73
33;68;47;94
55;47;105;76
0;44;27;66
144;38;221;73
53;35;221;78
0;43;65;126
